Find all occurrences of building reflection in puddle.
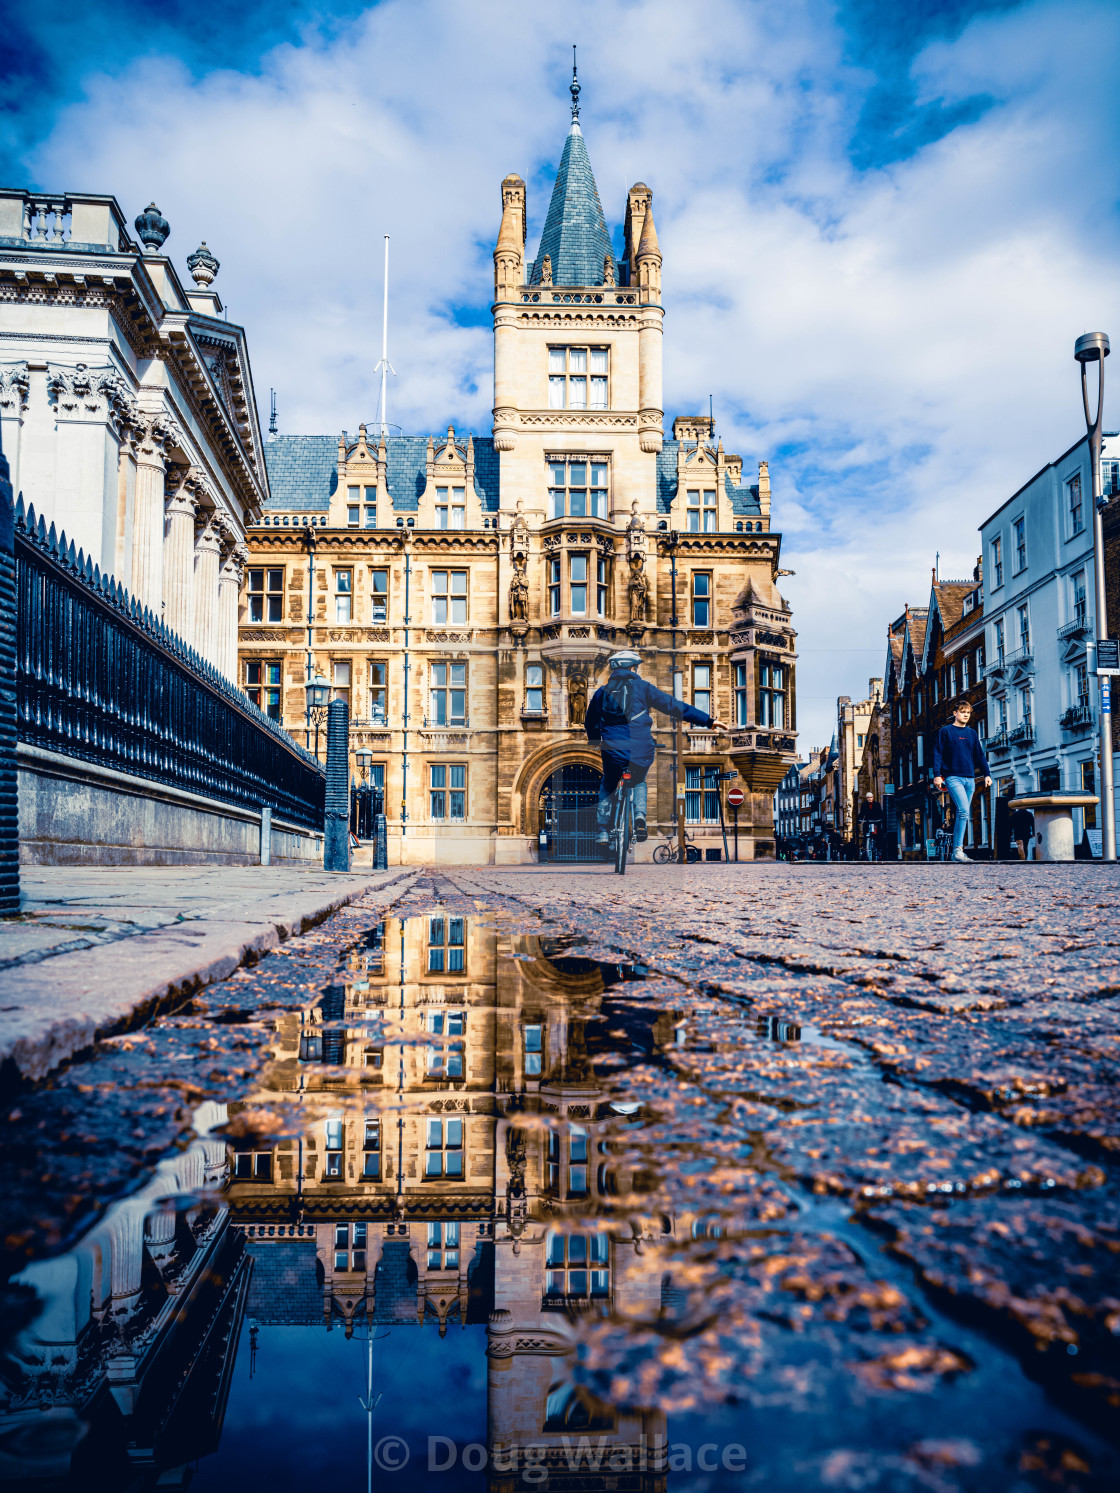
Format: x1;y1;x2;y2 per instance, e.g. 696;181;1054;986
230;915;670;1490
1;917;676;1489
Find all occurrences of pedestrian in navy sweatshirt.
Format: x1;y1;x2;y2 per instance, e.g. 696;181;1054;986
932;699;992;863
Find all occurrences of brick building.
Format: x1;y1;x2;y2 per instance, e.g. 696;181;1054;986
240;85;797;865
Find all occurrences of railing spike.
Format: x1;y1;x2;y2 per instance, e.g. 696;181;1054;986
13;494;25;527
92;563;101;587
46;520;58;551
71;543;81;571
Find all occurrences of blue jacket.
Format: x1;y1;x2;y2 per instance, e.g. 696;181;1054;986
585;669;713;765
932;723;990;780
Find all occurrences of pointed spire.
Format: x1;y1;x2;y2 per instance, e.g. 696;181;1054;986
636;200;661;260
570;45;580;124
529;73;615;288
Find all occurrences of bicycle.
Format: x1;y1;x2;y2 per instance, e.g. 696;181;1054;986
860;826;881;862
652;829;701;864
608;771;634;875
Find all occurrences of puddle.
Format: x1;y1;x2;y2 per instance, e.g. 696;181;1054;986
1;903;1119;1491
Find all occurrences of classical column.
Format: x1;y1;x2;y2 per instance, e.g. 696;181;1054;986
0;363;30;500
163;469;199;645
216;543;245;683
193;515;222;665
131;415;172;614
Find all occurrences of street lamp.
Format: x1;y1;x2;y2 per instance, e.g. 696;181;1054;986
304;670;330;761
354;745;373;777
1075;332;1115;861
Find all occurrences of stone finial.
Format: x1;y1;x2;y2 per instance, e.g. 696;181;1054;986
135;203;170;253
603;252;615;286
540;254;552;286
186;241;219;287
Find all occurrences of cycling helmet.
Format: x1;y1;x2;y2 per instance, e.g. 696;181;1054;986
608;650;641;670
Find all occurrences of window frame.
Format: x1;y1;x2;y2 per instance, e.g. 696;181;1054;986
547;456;609;520
1068;472;1084;535
245;659;282;720
430;569;468;626
429;660;467;727
547;346;609;411
334;568;353;624
691;571;712;628
435;485;466;531
247;567;285;623
686;488;717;533
990;535;1004;589
369;568;389;623
429;763;467;821
734;662;748;726
525;662;545;715
758;658;787;729
368;660;388;725
1012;516;1027;573
691;661;712;717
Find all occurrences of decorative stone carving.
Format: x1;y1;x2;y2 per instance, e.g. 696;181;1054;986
134;202;170;252
508;554;528;624
0;362;30;413
509;499;530;559
626;501;647;559
567;671;587;726
47;363;97;415
627;553;649;626
603;252;615;286
539;254;552;286
186;242;220;287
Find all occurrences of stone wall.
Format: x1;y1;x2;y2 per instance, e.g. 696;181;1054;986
18;744;323;866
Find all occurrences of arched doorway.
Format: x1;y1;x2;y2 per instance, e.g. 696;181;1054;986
539;763;602;862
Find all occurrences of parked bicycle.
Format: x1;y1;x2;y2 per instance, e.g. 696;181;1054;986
652;829;701;864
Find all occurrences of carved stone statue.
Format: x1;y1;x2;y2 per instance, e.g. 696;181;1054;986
568;672;587;726
603;252;615;286
626;500;647;559
627;553;649;625
540;254;552;286
509;556;529;622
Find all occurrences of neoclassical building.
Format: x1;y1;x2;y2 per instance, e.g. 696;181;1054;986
244;84;797;864
0;189;265;681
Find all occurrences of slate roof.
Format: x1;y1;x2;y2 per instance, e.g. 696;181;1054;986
529;122;615;288
656;440;762;517
262;434;500;513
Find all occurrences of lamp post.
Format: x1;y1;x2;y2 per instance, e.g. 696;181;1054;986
1075;332;1116;862
355;744;373;779
304;670;330;763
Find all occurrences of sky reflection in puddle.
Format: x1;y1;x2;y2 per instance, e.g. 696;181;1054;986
2;909;1117;1492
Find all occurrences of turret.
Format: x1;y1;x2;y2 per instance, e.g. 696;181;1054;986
493;174;525;298
634;195;661;303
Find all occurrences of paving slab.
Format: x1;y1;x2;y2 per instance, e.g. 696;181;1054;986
0;866;415;1081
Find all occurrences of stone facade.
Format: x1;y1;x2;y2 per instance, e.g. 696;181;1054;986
0;189;265;681
241;106;796;865
835;679;883;843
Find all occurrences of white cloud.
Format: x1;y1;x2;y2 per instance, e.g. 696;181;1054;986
24;0;1120;745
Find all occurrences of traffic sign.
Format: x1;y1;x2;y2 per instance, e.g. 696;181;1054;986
719;770;737;780
727;786;745;808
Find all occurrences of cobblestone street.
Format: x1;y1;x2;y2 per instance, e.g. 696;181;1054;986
5;860;1120;1491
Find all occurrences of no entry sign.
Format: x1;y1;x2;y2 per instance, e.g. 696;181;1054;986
726;786;745;808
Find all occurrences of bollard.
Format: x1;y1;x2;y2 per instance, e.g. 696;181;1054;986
375;813;387;870
323;697;351;872
0;431;18;916
260;806;272;866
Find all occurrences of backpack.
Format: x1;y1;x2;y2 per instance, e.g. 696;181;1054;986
600;672;639;727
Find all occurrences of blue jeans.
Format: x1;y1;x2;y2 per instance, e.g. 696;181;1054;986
945;775;974;852
596;754;649;829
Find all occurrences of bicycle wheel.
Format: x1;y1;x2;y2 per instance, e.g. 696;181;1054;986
614;784;630;875
685;845;701;863
652;843;672;864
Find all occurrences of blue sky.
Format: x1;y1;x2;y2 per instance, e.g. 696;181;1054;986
5;0;1118;745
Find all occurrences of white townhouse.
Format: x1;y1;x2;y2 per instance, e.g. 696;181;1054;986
980;430;1119;849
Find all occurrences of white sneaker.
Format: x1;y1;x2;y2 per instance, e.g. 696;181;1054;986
596;831;608;845
952;848;970;863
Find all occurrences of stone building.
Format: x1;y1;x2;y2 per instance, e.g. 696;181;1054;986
242;86;797;865
834;679;882;843
0;189;264;680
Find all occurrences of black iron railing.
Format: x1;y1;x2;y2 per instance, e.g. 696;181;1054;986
15;500;325;832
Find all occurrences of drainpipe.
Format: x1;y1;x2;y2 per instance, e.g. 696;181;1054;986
401;543;411;838
668;532;686;863
304;525;317;752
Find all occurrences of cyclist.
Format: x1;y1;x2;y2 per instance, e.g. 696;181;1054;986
857;792;882;859
585;650;725;850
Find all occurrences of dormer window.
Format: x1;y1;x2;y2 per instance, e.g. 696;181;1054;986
687;489;716;533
